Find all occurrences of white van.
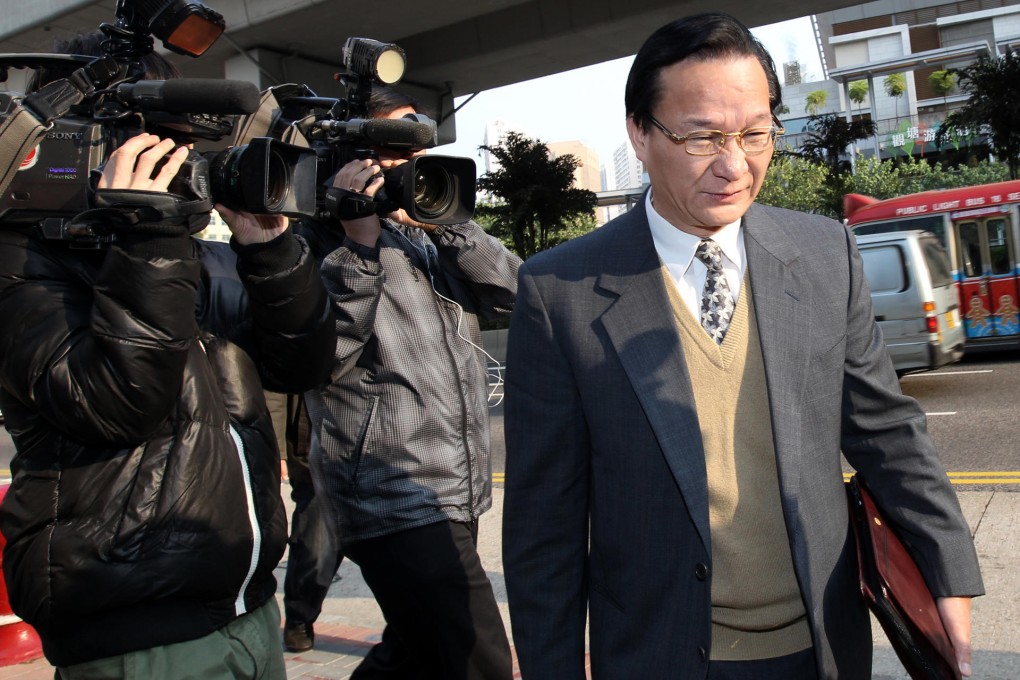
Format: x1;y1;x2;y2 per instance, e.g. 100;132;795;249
856;230;965;375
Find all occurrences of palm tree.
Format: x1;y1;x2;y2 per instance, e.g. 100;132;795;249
884;73;907;121
797;114;878;216
928;69;957;108
936;50;1020;179
849;80;869;115
804;90;828;116
476;131;597;258
799;114;877;177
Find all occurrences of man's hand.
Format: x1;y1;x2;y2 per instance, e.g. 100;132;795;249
98;133;189;192
332;156;436;241
936;596;973;676
387;206;435;232
333;158;384;247
216;205;288;246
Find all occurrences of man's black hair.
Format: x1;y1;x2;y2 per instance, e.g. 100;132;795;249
625;12;782;130
27;30;181;92
366;86;426;119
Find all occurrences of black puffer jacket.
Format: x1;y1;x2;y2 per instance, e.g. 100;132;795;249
0;226;334;666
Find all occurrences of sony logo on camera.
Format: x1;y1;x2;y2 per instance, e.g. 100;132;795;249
1;117;107;223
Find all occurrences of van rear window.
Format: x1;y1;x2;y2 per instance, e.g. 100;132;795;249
921;240;953;287
861;245;907;293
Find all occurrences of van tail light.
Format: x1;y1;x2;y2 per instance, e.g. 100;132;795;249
924;301;939;335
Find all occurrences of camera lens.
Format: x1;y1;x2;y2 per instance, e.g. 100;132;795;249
414;164;454;219
264;149;290;212
206;140;299;214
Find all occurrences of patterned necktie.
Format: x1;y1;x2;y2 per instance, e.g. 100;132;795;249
694;239;735;344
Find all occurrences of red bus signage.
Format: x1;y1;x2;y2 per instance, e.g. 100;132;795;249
845;180;1020;225
846;180;1020;348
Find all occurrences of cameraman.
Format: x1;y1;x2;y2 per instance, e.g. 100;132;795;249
297;87;518;680
0;35;334;679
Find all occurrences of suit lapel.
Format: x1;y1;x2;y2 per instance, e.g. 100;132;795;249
743;204;809;504
593;203;814;551
596;205;711;550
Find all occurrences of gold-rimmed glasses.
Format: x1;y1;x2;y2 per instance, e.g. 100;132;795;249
647;114;785;156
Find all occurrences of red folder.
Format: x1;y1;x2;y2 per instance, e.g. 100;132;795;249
845;475;962;680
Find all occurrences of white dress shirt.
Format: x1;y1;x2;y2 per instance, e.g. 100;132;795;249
645;191;746;321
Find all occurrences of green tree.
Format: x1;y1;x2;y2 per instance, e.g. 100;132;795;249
476;131;598;259
759;154;1011;220
891;157;953;195
928;69;957;107
848;80;869;115
953;159;1010;186
470;207;510;251
791;114;875;217
804;90;828;115
476;204;600;252
757;155;831;216
936;50;1020;179
841;155;905;200
842;157;1010;208
549;211;600;247
883;73;907;120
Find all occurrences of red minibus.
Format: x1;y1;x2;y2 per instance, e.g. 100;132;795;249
845;180;1020;348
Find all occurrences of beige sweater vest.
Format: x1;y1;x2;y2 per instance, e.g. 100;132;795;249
663;267;812;660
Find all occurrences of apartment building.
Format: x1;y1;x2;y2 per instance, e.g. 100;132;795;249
781;1;1020;163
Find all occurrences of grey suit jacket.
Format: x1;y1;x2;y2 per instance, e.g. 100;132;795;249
502;198;983;680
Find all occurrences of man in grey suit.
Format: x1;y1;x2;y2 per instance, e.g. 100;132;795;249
502;12;983;680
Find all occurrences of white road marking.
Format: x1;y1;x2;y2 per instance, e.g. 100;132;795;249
904;370;994;377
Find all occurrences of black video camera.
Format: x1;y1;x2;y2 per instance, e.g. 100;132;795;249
0;0;259;240
208;37;476;226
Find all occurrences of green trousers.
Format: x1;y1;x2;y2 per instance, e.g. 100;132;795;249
58;598;286;680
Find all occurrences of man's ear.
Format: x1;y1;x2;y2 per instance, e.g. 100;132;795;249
626;115;647;163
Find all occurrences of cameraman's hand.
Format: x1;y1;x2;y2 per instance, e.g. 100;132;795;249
98;133;189;192
217;205;288;246
334;158;434;240
334;158;384;247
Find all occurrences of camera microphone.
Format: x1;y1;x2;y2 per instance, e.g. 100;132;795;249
115;79;261;115
319;117;437;149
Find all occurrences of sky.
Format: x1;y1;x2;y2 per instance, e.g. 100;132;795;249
437;16;824;176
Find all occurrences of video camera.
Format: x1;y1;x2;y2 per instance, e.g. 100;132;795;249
0;0;262;239
0;0;475;244
210;37;476;226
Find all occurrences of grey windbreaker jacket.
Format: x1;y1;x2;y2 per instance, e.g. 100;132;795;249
297;219;520;545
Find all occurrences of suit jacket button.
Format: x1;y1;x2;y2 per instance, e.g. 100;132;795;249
695;562;709;581
698;645;708;662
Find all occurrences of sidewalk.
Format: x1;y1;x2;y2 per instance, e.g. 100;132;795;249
2;488;1017;679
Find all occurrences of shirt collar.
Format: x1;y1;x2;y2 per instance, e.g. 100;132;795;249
645;190;744;272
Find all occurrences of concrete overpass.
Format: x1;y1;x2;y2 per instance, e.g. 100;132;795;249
0;0;857;142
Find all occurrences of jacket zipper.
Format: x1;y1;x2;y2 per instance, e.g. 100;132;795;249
434;294;474;514
399;229;477;515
